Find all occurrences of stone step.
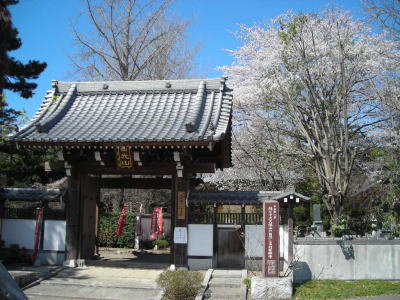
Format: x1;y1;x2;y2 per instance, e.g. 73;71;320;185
209;296;240;300
209;277;242;288
42;278;157;288
25;282;160;300
206;286;241;297
211;270;242;278
9;271;41;287
27;295;113;300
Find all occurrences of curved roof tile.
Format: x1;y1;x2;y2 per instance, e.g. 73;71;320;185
8;77;233;145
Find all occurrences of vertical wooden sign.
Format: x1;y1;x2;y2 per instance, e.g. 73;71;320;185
116;146;133;169
263;200;279;277
177;191;186;220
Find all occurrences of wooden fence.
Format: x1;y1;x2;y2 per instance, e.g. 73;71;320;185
189;212;262;225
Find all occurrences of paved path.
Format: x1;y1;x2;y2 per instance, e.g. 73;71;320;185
23;249;169;300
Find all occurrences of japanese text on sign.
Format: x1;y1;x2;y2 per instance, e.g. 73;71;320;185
263;200;279;277
116;146;133;169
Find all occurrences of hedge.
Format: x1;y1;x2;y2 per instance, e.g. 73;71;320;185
98;211;136;248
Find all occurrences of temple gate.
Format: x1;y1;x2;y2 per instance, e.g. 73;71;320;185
7;77;233;267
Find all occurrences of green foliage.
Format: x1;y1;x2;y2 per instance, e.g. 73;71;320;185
153;237;169;249
242;278;251;289
156;270;203;300
0;0;47;98
0;1;49;187
0;144;63;187
98;211;136;248
293;205;311;228
294;280;400;299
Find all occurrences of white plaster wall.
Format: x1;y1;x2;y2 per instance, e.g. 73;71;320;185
245;225;263;257
1;219;35;249
245;225;288;259
294;243;400;282
188;224;213;256
43;220;66;251
188;258;213;270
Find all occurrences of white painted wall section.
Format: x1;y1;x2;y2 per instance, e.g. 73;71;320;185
1;219;35;249
245;225;263;257
294;241;400;282
245;225;289;259
43;220;66;251
188;224;213;256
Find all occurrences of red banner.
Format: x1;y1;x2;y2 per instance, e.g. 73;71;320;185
150;208;163;240
158;208;163;236
32;208;43;261
115;205;128;237
263;200;280;277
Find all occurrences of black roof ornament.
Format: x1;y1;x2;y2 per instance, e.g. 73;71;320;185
186;122;195;133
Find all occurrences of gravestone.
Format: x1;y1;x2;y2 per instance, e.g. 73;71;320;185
312;204;324;235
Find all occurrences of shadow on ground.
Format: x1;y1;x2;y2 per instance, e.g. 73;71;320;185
86;249;170;269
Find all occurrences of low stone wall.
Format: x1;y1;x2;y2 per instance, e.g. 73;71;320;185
294;238;400;283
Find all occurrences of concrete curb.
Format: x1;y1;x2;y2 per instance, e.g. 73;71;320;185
241;269;248;300
21;266;66;290
195;268;213;300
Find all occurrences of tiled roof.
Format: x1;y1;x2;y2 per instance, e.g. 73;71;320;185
188;190;310;205
0;188;65;201
8;78;233;145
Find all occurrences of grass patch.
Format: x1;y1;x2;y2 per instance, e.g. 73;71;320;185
294;280;400;299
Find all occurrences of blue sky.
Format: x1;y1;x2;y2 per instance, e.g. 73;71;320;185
7;0;364;118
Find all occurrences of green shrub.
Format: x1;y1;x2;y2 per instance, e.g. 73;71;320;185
243;278;251;289
157;270;203;300
98;211;136;248
153;238;169;249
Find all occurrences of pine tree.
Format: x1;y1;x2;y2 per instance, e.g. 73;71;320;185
0;0;62;187
0;0;46;98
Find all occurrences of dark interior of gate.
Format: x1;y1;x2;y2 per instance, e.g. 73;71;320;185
8;77;234;268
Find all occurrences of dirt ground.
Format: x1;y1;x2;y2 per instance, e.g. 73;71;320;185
93;247;171;269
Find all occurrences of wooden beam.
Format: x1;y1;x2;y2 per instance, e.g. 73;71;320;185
81;162;216;176
100;178;171;189
100;177;202;190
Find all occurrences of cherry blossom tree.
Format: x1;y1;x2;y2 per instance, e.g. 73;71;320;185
221;8;400;227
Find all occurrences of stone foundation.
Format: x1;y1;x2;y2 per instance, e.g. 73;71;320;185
251;276;292;299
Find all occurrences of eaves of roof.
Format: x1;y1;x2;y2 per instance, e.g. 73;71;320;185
7;77;233;148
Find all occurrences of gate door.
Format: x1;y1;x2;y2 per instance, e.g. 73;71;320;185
216;227;244;269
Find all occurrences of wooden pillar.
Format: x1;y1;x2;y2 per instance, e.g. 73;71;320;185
65;164;80;261
171;172;189;267
170;173;176;266
212;203;218;268
94;197;100;256
287;200;294;265
80;174;99;259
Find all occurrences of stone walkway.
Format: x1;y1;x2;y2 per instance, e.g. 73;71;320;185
22;249;170;300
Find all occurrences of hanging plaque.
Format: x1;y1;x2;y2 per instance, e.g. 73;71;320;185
177;191;186;220
116;146;133;169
